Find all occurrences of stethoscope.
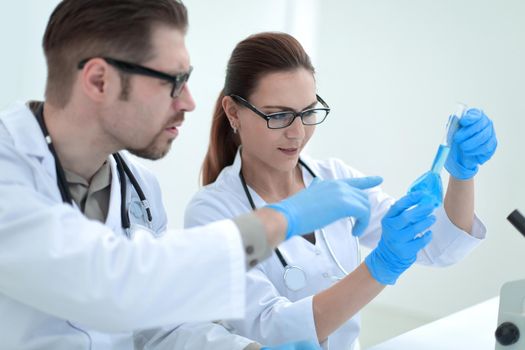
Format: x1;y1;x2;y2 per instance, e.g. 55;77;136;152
34;104;152;235
239;159;361;292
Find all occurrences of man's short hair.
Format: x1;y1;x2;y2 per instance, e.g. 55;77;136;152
43;0;188;107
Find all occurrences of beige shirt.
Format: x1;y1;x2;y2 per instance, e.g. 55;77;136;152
64;161;111;223
64;160;271;270
30;101;270;269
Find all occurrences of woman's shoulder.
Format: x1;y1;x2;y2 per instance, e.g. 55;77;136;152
184;165;251;228
190;164;242;203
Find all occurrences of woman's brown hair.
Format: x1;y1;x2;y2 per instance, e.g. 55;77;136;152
201;32;315;185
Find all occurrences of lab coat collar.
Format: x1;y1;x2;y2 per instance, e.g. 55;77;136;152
1;101;50;159
1;101;123;233
231;148;243;174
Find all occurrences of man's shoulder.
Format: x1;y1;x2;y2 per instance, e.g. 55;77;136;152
0;102;32;141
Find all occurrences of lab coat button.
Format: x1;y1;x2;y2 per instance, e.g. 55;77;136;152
315;249;321;255
322;272;329;278
249;259;258;267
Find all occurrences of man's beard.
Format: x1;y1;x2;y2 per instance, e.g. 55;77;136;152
128;133;174;160
129;112;184;160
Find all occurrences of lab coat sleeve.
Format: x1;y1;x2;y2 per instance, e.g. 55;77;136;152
184;187;244;229
134;322;257;350
415;207;486;266
186;191;319;346
225;266;319;347
185;188;319;346
0;142;246;332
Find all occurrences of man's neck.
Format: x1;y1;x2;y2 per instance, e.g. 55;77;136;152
42;102;114;182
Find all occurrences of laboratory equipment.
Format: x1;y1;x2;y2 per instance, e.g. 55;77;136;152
495;209;525;349
408;104;466;207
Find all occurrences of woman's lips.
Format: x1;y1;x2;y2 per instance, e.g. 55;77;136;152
278;147;299;155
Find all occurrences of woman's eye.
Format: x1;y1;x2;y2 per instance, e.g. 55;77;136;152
303;110;315;117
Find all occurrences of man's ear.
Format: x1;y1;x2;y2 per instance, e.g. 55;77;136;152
78;58;117;103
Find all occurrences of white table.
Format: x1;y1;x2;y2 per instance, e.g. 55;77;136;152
368;297;499;350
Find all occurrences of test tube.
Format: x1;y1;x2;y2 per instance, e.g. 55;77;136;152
430;103;467;174
445;103;466;146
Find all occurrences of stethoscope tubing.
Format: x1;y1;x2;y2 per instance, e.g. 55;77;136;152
34;104;152;230
239;157;361;289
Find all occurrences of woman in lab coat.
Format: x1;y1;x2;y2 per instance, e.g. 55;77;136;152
184;32;496;349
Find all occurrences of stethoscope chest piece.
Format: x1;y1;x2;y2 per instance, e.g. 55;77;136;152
129;200;147;221
283;265;307;292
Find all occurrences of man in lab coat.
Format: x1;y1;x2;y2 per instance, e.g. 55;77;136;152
0;0;378;348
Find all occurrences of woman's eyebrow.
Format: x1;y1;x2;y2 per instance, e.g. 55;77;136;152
262;100;317;111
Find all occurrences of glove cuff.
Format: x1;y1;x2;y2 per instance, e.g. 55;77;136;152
445;159;478;180
365;244;417;285
364;251;399;285
266;203;295;240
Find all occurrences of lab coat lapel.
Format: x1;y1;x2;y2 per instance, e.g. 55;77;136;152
105;155;125;235
1;102;56;175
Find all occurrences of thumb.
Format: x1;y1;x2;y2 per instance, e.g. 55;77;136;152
344;176;383;190
352;214;370;237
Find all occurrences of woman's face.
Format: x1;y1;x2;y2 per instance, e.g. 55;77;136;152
236;68;317;173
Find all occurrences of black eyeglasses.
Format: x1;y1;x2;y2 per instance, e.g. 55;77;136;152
230;94;330;129
77;57;193;98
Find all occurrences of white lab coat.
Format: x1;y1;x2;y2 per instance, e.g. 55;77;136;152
0;102;248;349
184;151;486;350
135;322;256;350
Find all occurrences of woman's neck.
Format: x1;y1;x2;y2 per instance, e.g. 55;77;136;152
240;152;306;204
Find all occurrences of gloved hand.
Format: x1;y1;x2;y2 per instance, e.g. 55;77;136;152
408;171;443;207
261;340;321;350
266;176;383;239
445;108;497;180
365;191;436;285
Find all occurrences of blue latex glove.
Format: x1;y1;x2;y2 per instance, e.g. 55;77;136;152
408;171;443;207
445;108;497;180
365;191;436;285
261;340;321;350
266;176;383;239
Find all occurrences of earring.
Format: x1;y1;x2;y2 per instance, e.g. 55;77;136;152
231;125;238;134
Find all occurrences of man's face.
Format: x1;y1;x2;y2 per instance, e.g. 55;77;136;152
106;25;195;160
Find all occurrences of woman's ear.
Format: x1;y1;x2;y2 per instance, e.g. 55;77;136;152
222;95;240;131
